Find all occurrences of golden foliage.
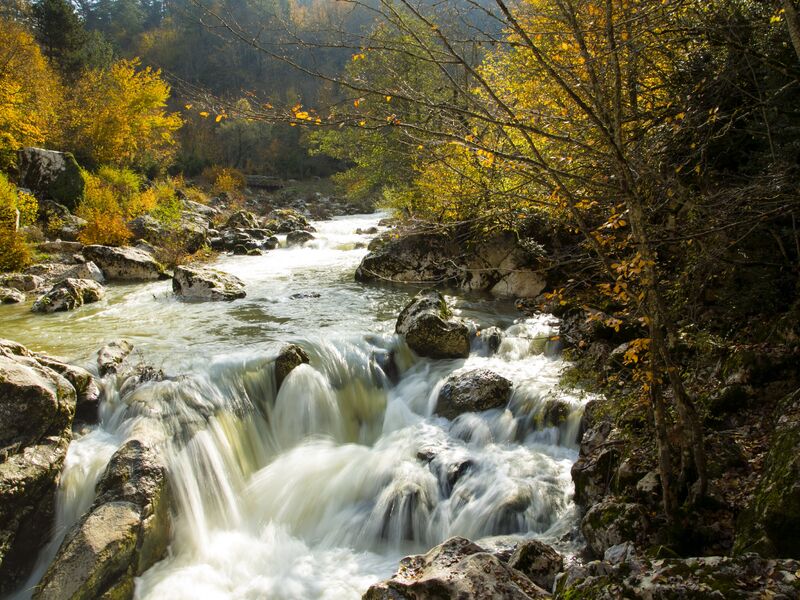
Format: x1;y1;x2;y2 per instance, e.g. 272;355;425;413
64;59;182;169
0;18;62;170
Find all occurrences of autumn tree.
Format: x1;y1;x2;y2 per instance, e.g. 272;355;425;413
63;58;182;170
0;17;62;170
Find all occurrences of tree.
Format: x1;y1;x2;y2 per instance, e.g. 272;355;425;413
63;58;182;170
0;17;62;170
32;0;91;76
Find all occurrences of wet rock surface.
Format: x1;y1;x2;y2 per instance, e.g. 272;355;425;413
396;289;470;359
274;344;310;390
436;368;513;419
363;537;550;600
97;340;134;376
172;265;246;301
0;287;25;303
34;429;171;600
0;340;76;593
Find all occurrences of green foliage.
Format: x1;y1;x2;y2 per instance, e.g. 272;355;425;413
148;180;183;227
0;173;34;272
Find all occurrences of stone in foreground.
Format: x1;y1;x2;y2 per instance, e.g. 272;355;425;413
34;431;171;600
396;289;470;359
0;342;76;593
363;537;549;599
172;265;246;301
508;539;564;592
31;278;105;313
436;368;513;419
83;245;166;281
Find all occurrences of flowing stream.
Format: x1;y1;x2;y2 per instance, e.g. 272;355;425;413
1;213;589;599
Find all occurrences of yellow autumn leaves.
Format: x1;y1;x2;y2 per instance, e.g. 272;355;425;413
0;18;182;171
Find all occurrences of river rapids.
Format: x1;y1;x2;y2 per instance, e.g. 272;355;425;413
1;213;590;599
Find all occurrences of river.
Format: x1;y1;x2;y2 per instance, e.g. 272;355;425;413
1;213;588;599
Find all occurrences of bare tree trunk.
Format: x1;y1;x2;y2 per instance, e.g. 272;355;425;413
784;0;800;62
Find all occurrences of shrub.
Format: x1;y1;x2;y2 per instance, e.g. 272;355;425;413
0;227;31;272
76;170;133;246
202;166;246;193
148;180;183;226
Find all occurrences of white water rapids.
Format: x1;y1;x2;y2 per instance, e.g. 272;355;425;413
1;213;591;599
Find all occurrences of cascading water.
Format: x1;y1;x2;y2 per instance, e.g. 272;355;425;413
2;213;592;599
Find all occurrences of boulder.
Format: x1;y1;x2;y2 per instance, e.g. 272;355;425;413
0;345;76;593
734;389;800;558
356;230;546;298
264;208;313;233
274;344;310;390
37;241;83;255
554;553;800;599
286;230;315;247
0;288;25;304
507;539;564;592
83;245;166;281
436;369;513;419
18;148;84;210
97;340;134;376
31;278;105;313
172;265;246;301
37;199;87;242
571;403;622;508
0;273;44;292
363;537;549;600
580;498;650;558
34;433;171;600
34;355;101;423
128;214;207;255
396;290;470;359
224;210;260;230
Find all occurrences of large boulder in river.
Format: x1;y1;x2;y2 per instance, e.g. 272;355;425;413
436;368;513;419
34;428;171;600
83;245;166;281
172;265;246;301
31;278;105;313
18;148;85;209
507;539;564;592
264;208;313;233
0;341;76;594
224;210;260;230
396;290;470;359
356;230;546;298
363;537;549;599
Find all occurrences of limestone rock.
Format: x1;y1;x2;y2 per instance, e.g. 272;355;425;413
508;539;564;592
18;148;84;209
571;403;621;508
356;230;546;298
34;355;101;423
0;273;44;292
37;199;87;242
0;346;76;593
264;208;312;233
35;435;171;600
363;537;549;600
31;278;105;313
274;344;310;390
436;368;513;419
554;553;800;599
97;340;134;376
286;230;315;247
60;261;105;284
172;265;246;301
580;498;650;558
225;210;260;230
396;290;470;359
83;246;166;281
0;287;25;303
